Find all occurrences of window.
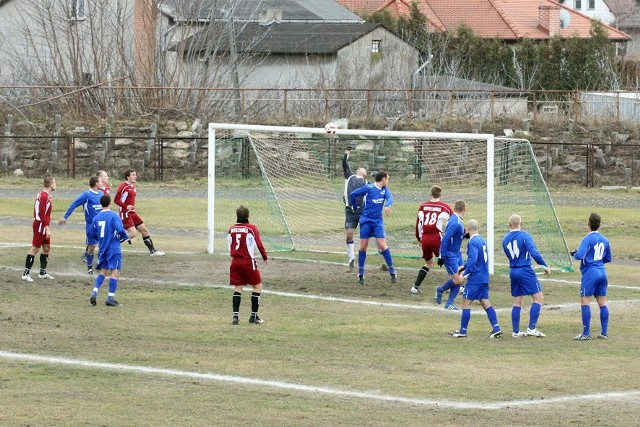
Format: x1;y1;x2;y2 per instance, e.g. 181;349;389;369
588;0;595;9
575;0;582;9
70;0;86;20
371;40;381;53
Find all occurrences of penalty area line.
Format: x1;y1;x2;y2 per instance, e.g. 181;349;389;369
1;350;638;410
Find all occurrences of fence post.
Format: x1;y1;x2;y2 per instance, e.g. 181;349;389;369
51;114;61;176
2;114;12;175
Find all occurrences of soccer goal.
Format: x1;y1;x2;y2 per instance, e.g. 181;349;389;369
208;123;572;273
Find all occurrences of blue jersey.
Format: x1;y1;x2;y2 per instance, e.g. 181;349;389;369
502;229;548;269
90;210;128;256
63;189;103;225
350;183;393;223
462;234;489;286
574;231;611;274
439;213;464;258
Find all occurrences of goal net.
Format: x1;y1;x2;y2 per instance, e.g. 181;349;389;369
208;123;572;273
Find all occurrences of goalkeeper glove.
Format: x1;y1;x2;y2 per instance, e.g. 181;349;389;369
346;141;356;151
462;233;470;239
437;258;445;267
570;250;576;257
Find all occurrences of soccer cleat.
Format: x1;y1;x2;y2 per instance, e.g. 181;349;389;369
390;273;397;284
348;258;355;271
232;315;239;325
444;304;460;311
358;274;365;285
38;273;55;280
87;268;94;275
22;274;34;282
488;330;503;339
448;330;467;338
81;252;88;263
525;328;546;337
597;333;608;339
150;251;166;257
105;299;120;307
574;333;591;340
410;286;420;294
249;314;263;324
435;288;443;305
90;296;97;306
512;331;526;338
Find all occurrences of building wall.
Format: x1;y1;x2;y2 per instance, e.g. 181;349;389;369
562;0;615;24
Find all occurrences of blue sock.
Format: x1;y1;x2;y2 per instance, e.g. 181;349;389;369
511;306;522;333
600;305;609;336
106;278;118;301
529;302;541;330
447;285;461;306
581;305;592;336
92;274;105;297
460;308;471;334
86;253;94;267
485;306;500;332
358;250;367;276
439;279;454;293
379;248;395;274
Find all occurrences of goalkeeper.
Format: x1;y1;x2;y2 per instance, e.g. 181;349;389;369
342;142;368;271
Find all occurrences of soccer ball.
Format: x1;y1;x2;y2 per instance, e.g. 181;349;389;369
324;122;337;134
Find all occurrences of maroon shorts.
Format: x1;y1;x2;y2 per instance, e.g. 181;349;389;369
121;211;143;230
32;222;50;247
421;233;442;261
229;258;262;286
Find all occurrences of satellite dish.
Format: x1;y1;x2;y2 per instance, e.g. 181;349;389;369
559;9;571;29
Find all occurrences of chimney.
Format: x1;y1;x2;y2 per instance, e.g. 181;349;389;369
539;5;561;37
134;0;157;86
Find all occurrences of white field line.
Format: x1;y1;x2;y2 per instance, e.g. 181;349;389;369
1;350;638;410
2;266;640;314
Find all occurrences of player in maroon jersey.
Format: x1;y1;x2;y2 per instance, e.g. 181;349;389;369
411;185;453;294
96;170;111;195
228;205;268;325
114;169;165;256
22;177;57;282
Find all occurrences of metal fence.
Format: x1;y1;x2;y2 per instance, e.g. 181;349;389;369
1;85;639;124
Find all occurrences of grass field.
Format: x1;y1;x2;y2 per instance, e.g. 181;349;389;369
1;179;639;425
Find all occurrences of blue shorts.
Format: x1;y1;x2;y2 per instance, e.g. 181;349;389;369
443;253;463;275
96;251;123;271
462;282;489;301
509;267;542;297
581;268;608;298
85;223;99;245
359;220;386;239
345;210;361;230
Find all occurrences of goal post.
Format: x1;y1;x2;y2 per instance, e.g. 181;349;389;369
208;123;572;273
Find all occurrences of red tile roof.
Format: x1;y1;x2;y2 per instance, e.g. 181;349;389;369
337;0;631;41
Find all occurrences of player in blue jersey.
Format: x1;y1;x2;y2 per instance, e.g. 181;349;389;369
502;214;551;338
449;219;502;338
349;171;395;285
435;200;467;310
342;144;368;271
88;195;130;307
571;213;612;340
59;176;104;274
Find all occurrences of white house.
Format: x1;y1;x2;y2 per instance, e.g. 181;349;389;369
557;0;615;24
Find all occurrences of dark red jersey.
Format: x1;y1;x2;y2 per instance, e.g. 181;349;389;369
114;181;136;215
33;190;53;231
416;200;453;240
227;223;268;261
